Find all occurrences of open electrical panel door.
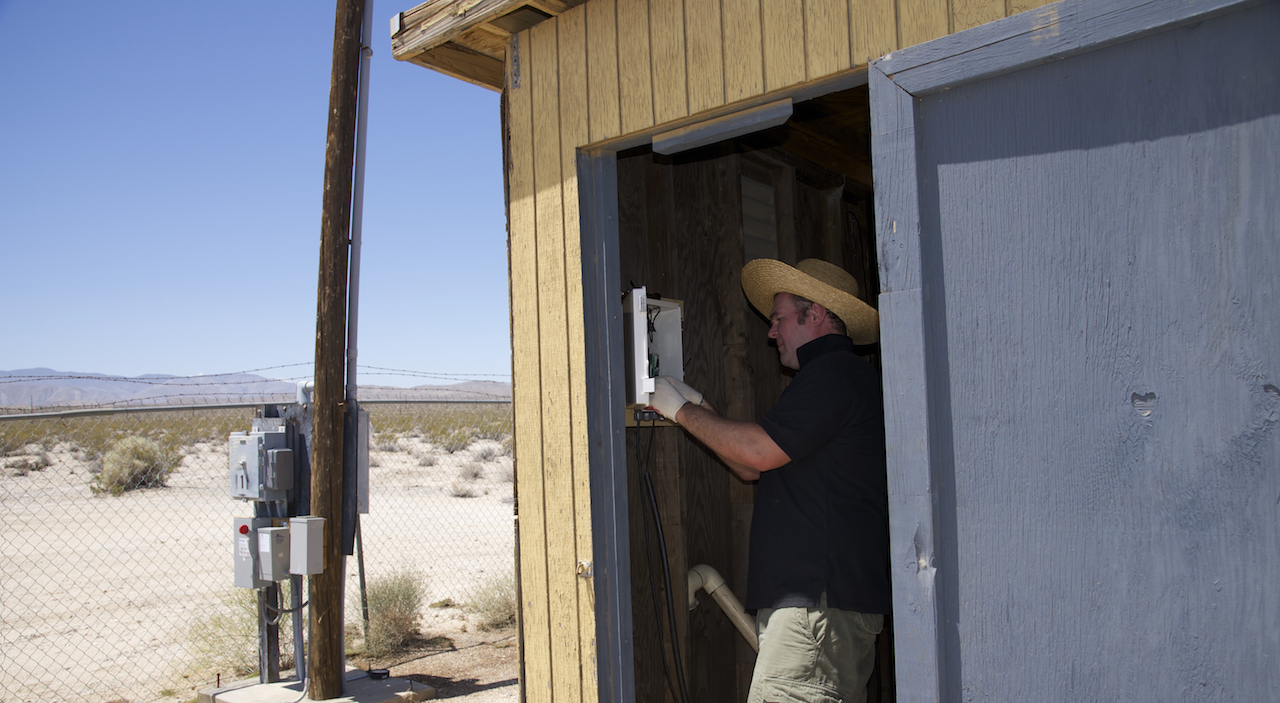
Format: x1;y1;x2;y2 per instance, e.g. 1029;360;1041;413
622;286;683;426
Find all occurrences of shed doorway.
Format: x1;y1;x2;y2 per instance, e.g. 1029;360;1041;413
586;82;894;703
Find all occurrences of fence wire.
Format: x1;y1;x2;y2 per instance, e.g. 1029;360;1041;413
0;398;514;703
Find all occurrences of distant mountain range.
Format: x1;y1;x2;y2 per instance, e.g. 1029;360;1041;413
0;368;511;410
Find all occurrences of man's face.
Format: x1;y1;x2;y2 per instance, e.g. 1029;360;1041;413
768;292;816;371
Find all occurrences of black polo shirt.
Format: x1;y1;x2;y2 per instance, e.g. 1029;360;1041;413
747;333;891;614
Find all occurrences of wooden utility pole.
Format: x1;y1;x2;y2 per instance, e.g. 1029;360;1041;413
310;0;365;698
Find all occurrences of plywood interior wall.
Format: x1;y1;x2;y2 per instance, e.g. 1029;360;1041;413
501;0;1053;700
615;141;882;702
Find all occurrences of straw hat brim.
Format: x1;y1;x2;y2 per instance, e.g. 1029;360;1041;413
741;259;880;345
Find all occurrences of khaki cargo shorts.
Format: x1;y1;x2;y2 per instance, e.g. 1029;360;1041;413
747;593;883;703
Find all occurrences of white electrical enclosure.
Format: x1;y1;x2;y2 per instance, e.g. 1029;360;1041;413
258;526;290;582
290;516;325;575
622;287;684;408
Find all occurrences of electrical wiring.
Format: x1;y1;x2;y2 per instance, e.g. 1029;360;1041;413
636;420;691;703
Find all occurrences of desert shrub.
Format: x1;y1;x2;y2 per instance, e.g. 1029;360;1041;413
471;440;502;462
467;572;517;631
415;450;438;467
449;479;477;498
363;570;425;660
186;586;296;679
374;434;401;452
440;430;471;454
6;455;50;476
459;462;484;481
92;436;179;495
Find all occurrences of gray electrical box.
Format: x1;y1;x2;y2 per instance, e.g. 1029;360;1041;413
234;517;272;589
290;516;325;575
258;526;290;582
229;429;292;502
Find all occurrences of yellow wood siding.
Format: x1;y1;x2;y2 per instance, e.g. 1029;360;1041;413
850;0;900;65
723;0;765;101
554;8;600;698
585;0;621;142
650;0;689;124
685;0;725;114
506;28;554;703
806;0;852;78
501;0;1061;698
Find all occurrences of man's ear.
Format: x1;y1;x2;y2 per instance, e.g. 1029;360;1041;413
809;303;828;325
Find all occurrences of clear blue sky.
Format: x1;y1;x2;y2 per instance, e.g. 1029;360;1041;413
0;0;510;387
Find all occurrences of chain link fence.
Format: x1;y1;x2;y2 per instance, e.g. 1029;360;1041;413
0;398;514;703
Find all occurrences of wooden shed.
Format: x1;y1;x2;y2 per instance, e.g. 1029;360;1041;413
391;0;1280;700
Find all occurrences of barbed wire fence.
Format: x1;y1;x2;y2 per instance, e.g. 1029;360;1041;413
0;373;514;703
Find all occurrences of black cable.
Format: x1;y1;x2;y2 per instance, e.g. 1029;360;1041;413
636;422;679;703
644;469;691;703
635;420;690;703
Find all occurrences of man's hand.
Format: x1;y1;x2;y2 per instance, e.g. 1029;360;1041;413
647;376;689;423
661;376;703;407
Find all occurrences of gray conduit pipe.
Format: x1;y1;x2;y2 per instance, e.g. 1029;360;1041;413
687;564;758;652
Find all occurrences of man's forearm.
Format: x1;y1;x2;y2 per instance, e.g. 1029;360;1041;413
675;403;788;481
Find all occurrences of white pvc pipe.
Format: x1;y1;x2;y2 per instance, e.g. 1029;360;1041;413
687;564;758;652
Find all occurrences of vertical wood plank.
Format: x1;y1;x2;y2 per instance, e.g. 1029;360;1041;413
708;152;759;703
507;28;554;703
555;7;601;701
774;163;797;264
617;0;655;134
1009;0;1055;15
850;0;899;65
672;156;737;703
898;0;950;49
820;186;846;268
722;0;764;101
587;0;622;143
953;0;1005;32
531;19;583;703
685;0;726;115
649;0;689;125
806;0;852;79
644;154;684;703
762;0;806;90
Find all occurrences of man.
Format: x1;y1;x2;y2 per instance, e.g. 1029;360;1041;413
646;258;890;703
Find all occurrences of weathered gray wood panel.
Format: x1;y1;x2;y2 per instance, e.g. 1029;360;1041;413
875;0;1280;699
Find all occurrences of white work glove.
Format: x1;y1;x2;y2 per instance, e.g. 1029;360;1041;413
647;376;690;423
662;376;703;407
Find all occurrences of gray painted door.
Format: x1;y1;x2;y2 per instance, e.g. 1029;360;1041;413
871;0;1280;700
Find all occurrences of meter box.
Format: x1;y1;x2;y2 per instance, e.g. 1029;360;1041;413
623;286;684;408
258;526;290;582
290;516;325;575
234;517;272;589
229;429;292;502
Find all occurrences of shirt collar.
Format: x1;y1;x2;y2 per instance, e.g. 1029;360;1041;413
796;334;853;369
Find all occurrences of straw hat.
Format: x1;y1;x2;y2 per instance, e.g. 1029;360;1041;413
741;258;879;345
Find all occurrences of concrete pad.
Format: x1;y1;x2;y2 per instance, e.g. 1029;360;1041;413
198;669;435;703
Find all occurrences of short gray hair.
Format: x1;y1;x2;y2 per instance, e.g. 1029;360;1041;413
791;294;847;335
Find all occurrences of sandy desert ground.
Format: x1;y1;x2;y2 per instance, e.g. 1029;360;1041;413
1;434;518;703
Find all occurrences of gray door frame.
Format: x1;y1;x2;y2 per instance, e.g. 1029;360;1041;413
869;0;1267;700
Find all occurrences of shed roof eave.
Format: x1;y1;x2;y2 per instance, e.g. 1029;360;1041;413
391;0;587;88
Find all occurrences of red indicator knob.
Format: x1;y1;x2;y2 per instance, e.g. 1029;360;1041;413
239;525;250;534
